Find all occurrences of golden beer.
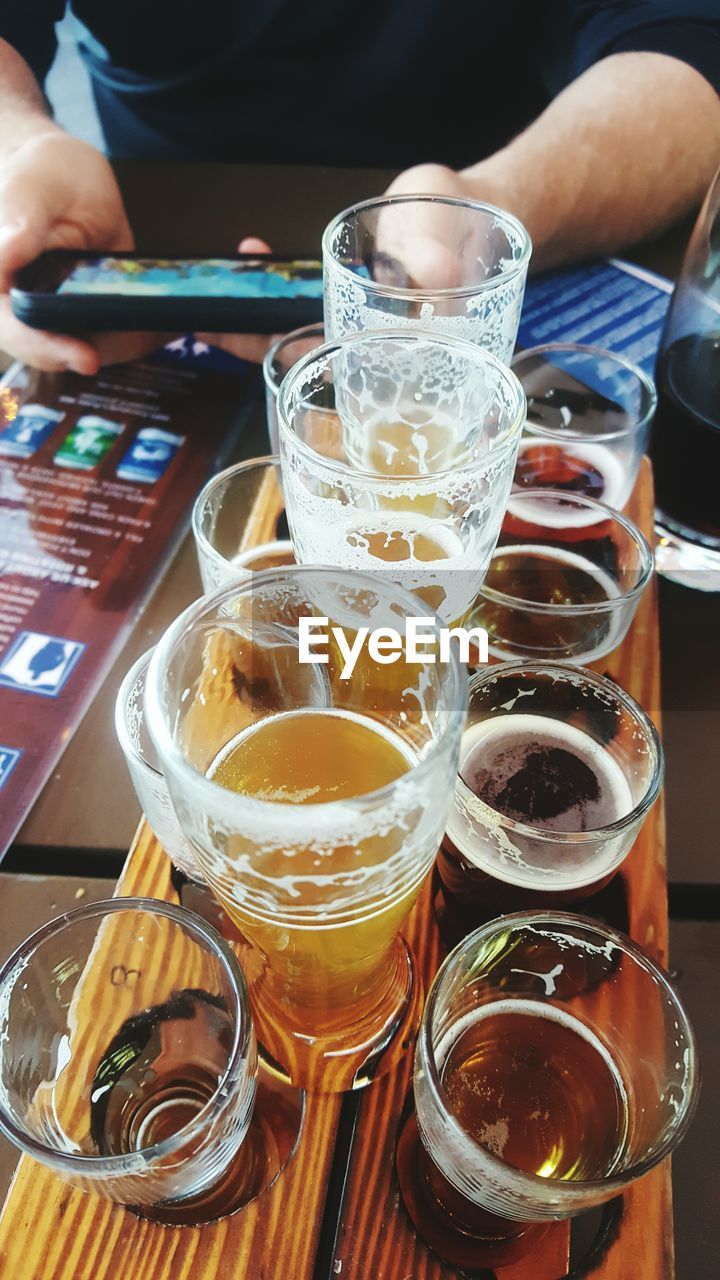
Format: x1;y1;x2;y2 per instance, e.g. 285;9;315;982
207;709;426;1067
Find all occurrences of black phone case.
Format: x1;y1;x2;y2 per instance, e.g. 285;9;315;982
10;251;324;333
10;293;324;333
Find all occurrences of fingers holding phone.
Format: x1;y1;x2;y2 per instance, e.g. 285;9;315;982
0;130;139;371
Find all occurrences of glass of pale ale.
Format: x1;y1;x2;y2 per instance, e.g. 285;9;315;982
398;912;698;1269
322;195;531;363
278;329;525;628
0;899;265;1220
439;661;663;927
192;456;294;594
145;565;467;1091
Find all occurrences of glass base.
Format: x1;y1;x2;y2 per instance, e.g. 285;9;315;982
655;520;720;591
250;936;423;1093
395;1109;553;1269
134;1066;304;1227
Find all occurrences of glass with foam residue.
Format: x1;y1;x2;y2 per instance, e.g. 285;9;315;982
397;911;698;1269
510;342;657;513
277;329;526;627
439;661;663;925
144;565;467;1092
323;195;531;362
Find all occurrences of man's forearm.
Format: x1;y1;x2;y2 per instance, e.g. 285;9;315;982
463;52;720;269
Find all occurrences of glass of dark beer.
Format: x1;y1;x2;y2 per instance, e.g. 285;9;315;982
511;342;656;510
397;911;698;1269
438;661;663;924
652;165;720;590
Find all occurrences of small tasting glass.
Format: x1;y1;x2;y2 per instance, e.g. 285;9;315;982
511;342;657;511
191;456;293;594
0;899;257;1215
472;488;653;663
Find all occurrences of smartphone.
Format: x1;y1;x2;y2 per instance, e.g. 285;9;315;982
11;250;324;333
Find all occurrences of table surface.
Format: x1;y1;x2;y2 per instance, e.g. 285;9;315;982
1;163;718;1279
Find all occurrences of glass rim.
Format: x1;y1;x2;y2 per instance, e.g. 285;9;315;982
277;327;526;487
322;193;532;299
115;646;161;779
479;488;654;614
145;563;467;824
512;341;658;442
418;909;700;1197
455;659;663;844
262;323;326;398
191;453;281;577
0;897;253;1175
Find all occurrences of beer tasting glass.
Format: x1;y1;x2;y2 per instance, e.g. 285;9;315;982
192;456;293;594
399;912;698;1269
144;566;467;1092
278;329;526;626
0;899;261;1221
323;195;531;362
511;342;657;511
440;661;663;919
263;323;325;452
115;647;202;881
471;488;653;662
652;164;720;590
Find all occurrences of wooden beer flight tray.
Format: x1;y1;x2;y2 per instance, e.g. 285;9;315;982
0;459;673;1280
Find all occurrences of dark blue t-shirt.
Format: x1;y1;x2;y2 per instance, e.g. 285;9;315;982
3;1;720;166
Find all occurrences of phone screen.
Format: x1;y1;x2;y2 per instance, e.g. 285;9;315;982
54;256;323;299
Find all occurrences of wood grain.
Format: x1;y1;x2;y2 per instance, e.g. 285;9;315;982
0;459;674;1279
331;460;674;1280
0;825;343;1280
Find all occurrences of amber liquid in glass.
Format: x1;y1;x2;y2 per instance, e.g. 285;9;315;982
207;710;422;1048
400;1001;628;1265
439;1002;627;1184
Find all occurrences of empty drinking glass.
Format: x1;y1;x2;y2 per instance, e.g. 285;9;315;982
323;195;531;361
0;899;260;1220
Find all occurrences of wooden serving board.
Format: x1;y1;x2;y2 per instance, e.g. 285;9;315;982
0;459;673;1280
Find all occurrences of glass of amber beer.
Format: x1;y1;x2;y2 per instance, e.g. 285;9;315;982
278;329;525;627
145;566;467;1091
398;911;698;1269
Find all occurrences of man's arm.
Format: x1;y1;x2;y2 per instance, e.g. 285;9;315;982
388;52;720;270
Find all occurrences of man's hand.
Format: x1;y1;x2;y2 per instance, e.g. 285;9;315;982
0;127;145;372
378;163;512;289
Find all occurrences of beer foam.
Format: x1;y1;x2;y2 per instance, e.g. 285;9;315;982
446;714;635;890
284;493;490;625
459;713;632;831
231;540;294;572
